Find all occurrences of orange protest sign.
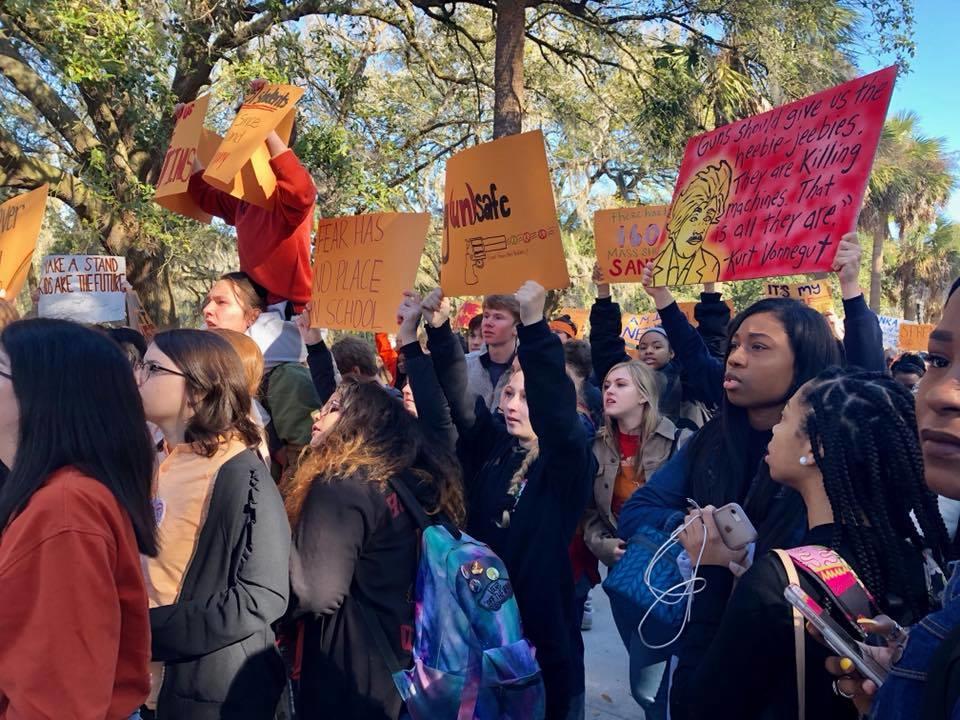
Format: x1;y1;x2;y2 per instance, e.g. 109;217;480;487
310;212;430;332
555;307;589;338
677;299;736;327
155;94;213;223
594;205;669;283
621;311;662;351
898;323;934;352
0;185;47;300
203;83;304;209
764;281;834;313
441;130;569;296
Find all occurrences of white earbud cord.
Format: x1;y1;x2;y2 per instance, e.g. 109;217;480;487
637;505;708;650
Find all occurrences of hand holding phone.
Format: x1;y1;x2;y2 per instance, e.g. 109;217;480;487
713;502;757;551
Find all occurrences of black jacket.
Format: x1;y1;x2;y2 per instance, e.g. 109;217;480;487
290;470;432;720
306;338;338;405
151;450;291;720
419;319;595;719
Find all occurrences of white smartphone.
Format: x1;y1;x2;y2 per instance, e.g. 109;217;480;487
783;583;888;687
713;502;757;550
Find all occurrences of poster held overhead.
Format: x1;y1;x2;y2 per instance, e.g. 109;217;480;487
648;66;896;286
764;281;834;313
0;184;47;300
310;212;430;332
441;130;570;296
38;255;127;323
594;205;669;283
154;94;214;223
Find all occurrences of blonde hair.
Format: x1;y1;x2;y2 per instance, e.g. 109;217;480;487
500;443;539;528
667;160;732;234
601;361;662;472
209;328;264;397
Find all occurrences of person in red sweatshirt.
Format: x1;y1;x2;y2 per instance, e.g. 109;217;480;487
181;79;316;311
0;319;159;719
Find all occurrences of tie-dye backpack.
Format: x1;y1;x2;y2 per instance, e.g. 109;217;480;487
364;476;545;720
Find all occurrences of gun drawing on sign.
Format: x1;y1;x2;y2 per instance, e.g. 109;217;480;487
464;235;508;286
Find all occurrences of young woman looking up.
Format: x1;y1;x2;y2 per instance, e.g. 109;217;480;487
0;319;158;719
672;369;949;720
138;330;290;719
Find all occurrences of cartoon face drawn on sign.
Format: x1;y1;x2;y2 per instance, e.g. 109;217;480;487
652;160;732;286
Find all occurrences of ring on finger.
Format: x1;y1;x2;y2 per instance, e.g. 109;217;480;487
832;679;855;699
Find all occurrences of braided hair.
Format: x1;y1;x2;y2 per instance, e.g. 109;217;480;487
802;368;951;620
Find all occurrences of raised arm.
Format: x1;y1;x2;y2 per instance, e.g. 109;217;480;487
298;306;338;404
834;232;884;371
694;284;731;360
589;262;630;384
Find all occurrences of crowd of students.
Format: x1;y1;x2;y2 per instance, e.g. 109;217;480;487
1;90;959;720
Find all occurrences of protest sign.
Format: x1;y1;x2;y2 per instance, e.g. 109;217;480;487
38;255;126;323
0;185;47;300
441;130;569;296
878;315;901;349
310;212;430;332
677;299;736;327
594;205;670;282
621;311;662;351
154;94;214;222
203;83;304;209
764;281;834;313
555;307;589;338
899;322;934;352
454;300;482;330
649;66;896;286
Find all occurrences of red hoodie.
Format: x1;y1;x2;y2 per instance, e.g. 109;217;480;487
0;468;150;719
188;149;316;310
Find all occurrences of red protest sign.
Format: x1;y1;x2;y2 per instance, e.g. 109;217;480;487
649;66;896;286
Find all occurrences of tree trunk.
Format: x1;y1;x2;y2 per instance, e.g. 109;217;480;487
126;245;178;328
901;269;917;321
868;223;887;312
493;0;526;139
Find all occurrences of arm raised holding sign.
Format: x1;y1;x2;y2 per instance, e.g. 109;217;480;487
832;232;885;372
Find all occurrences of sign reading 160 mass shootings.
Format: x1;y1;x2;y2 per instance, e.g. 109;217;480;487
648;66;896;287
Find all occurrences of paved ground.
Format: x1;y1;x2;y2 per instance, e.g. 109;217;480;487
583;584;639;719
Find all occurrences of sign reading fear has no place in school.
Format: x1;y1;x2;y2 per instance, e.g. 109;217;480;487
647;66;896;287
38;255;127;323
310;212;430;332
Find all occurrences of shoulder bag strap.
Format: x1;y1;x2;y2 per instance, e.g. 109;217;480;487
774;549;805;720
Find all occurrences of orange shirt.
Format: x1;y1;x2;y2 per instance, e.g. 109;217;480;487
611;429;645;519
0;467;150;719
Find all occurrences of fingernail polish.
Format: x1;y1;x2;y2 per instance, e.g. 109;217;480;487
840;658;854;672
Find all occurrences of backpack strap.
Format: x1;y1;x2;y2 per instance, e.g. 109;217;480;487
785;545;879;632
386;475;462;540
774;549;805;720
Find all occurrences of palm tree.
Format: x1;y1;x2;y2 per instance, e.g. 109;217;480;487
860;112;956;311
893;218;960;321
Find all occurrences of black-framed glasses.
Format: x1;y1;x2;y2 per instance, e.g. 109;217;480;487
135;360;188;385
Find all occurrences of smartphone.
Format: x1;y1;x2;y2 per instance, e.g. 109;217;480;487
783;584;888;687
713;502;757;550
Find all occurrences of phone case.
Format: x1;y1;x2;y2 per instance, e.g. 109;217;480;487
714;503;758;550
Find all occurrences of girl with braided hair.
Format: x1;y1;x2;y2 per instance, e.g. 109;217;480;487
669;368;949;720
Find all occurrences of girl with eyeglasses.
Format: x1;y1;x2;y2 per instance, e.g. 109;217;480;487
136;330;290;719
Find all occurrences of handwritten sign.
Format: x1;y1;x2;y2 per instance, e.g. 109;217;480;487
441;130;569;295
454;300;482;330
0;185;47;300
310;213;430;332
38;255;126;323
899;322;934;352
154;94;214;222
594;205;670;282
555;307;589;339
621;311;662;351
878;315;901;349
649;66;896;286
764;281;834;313
677;299;736;327
203;83;304;209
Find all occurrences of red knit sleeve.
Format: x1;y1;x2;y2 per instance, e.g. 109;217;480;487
187;170;242;225
269;149;316;228
375;332;399;383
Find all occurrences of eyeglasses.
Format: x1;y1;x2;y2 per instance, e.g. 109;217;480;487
135;360;188;385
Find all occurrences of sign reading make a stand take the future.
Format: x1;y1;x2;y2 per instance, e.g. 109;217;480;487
441;130;570;296
648;66;896;286
38;255;127;323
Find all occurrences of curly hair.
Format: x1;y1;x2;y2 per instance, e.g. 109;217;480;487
285;378;466;528
801;368;951;620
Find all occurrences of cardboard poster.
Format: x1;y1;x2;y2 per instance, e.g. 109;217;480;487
454;300;482;330
0;184;47;300
649;66;896;286
878;315;901;349
38;255;126;323
899;322;934;352
310;212;430;332
764;281;834;313
621;311;662;351
203;83;304;209
554;307;589;338
677;299;736;327
594;205;670;282
441;130;569;296
154;94;214;222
